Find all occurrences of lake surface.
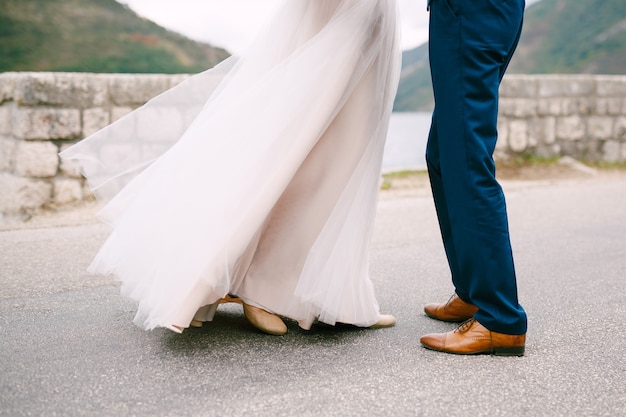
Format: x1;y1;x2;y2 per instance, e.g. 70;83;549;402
382;112;431;173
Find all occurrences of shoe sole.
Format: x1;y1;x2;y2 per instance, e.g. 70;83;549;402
421;343;525;357
368;322;396;329
424;312;474;323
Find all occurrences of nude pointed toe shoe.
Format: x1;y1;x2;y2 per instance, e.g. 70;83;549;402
170;319;203;333
369;314;397;328
242;302;287;336
189;319;203;328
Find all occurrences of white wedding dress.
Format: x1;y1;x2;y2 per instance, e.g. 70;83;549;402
61;0;401;332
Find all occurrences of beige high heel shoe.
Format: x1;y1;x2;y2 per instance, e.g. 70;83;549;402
242;302;287;335
170;319;203;333
368;314;397;329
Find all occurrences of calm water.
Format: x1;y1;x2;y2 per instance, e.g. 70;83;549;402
382;112;431;173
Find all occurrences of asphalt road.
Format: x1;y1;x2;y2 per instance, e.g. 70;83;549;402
1;169;625;417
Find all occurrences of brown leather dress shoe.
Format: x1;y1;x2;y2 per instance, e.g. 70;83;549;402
420;318;525;356
424;293;478;322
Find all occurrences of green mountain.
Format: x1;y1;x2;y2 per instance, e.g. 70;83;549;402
0;0;229;73
394;44;431;112
395;0;626;111
508;0;626;74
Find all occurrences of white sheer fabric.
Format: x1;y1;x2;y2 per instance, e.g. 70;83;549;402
61;0;401;332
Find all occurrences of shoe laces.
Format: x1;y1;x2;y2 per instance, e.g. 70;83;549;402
454;318;476;333
444;293;457;307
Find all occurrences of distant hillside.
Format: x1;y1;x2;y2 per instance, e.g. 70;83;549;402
394;0;626;111
0;0;229;73
393;44;431;112
508;0;626;74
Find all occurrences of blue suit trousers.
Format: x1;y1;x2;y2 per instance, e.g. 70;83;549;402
426;0;528;335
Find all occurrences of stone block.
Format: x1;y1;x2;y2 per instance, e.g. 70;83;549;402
594;98;608;115
500;98;536;117
614;117;626;140
496;117;508;151
538;76;595;97
53;178;83;205
607;98;622;115
521;118;535;147
12;107;81;140
0;72;17;103
14;73;109;108
543;117;557;145
534;143;561;159
83;108;110;137
508;120;529;152
60;158;83;179
561;98;591;116
528;116;556;146
584;141;604;162
108;74;171;106
587;117;614;140
13;73;54;105
58;143;83;178
0;173;52;215
500;75;538;98
537;98;562;116
602;140;622;163
112;106;134;122
595;76;626;97
560;140;601;162
498;99;515;117
50;73;109;108
593;98;623;115
0;136;17;172
14;141;59;178
556;116;585;141
0;104;11;136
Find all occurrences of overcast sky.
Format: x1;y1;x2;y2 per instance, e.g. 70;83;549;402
116;0;541;54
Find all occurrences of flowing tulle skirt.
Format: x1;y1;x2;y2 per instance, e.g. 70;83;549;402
61;0;401;332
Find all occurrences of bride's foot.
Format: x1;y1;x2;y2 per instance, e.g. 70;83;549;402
242;302;287;335
170;319;203;333
189;319;203;328
368;314;396;329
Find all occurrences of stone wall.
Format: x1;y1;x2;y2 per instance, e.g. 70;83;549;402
497;74;626;162
0;72;188;218
1;72;625;218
